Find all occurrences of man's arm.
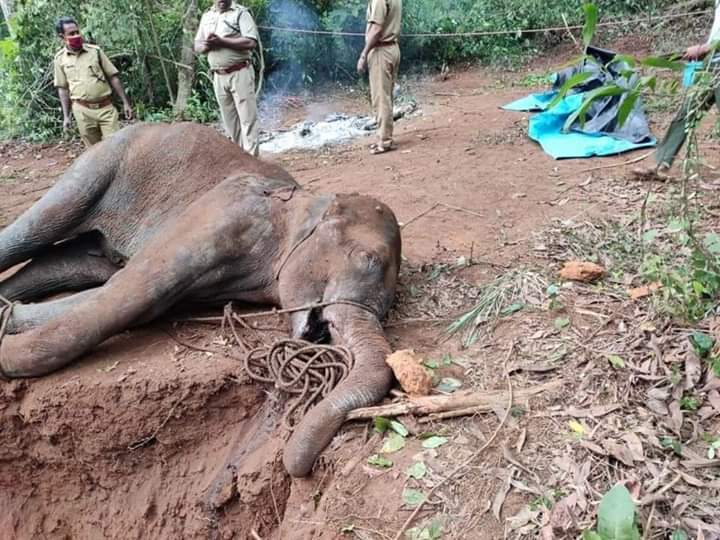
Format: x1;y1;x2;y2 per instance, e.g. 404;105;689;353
57;87;72;131
205;34;256;52
109;75;133;120
357;23;383;73
194;39;210;54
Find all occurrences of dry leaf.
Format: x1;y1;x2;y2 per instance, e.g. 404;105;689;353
622;432;645;462
603;439;635;467
668;400;684;433
566;404;622;418
708;390;720;413
685;353;703;390
559;261;605;283
548;493;579;532
579;440;606;456
492;473;513;521
627;282;662;300
647;398;669;416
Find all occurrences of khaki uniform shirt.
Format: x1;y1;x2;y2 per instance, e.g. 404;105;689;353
196;3;259;70
53;44;118;101
367;0;402;43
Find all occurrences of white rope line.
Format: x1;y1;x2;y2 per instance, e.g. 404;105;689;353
258;8;712;39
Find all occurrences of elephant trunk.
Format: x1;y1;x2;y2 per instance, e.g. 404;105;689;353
282;304;393;477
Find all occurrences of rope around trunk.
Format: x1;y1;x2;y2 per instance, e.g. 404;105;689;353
222;305;355;428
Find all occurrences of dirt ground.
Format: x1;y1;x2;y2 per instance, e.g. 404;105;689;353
2;36;720;540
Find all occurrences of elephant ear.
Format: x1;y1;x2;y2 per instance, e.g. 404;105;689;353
274;195;335;280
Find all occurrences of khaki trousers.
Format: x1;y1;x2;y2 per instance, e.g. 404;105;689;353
213;67;259;156
368;43;400;148
72;103;119;147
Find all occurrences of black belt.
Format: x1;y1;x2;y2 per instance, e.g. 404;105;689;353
72;96;113;109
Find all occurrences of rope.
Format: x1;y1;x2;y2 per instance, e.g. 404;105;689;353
257;8;712;39
242;339;354;428
220;304;354;429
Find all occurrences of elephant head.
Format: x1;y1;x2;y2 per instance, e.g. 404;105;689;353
277;193;401;477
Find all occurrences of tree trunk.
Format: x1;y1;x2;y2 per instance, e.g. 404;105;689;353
174;0;198;118
0;0;14;27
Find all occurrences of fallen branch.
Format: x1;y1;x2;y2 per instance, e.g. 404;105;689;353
346;379;560;421
576;150;652;175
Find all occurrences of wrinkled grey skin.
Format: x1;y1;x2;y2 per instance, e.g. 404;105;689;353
0;123;401;477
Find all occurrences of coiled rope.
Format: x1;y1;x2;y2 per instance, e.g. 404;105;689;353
222;304;355;428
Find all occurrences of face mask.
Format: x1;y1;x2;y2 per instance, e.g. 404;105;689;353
66;35;84;50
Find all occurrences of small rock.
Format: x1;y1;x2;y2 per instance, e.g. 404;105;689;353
385;350;432;396
559;261;605;283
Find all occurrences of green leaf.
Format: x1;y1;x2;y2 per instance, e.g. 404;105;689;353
690;331;715;358
597;485;641;540
390;420;409;437
547;71;594;109
422;436;449;449
406;461;428;479
671;530;689;540
582;3;599;49
424;359;440;369
382;431;406;453
402;488;426;507
547;284;560;297
554;317;570;330
642;229;659;244
367;454;394;468
374;416;390;433
617;89;640;128
436;377;463;393
608;355;625;369
501;302;524;316
641;56;684;71
582;532;604;540
660;436;683;456
563;85;626;131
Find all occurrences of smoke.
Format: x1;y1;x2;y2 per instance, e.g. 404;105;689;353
262;0;322;94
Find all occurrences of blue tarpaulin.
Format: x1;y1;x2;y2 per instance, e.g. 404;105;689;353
502;92;656;159
502;46;658;159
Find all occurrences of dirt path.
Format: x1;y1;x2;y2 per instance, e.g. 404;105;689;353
2;55;718;540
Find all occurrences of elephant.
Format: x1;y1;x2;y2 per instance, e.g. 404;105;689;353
0;123;401;478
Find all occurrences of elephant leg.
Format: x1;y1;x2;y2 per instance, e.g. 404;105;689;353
0;149;116;274
5;290;97;334
0;180;250;378
0;232;120;303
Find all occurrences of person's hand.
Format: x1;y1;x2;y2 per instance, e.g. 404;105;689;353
683;44;709;60
123;102;134;121
357;53;367;74
206;33;224;48
62;116;72;131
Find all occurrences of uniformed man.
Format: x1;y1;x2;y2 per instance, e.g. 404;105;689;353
195;0;260;156
357;0;402;155
634;0;720;179
53;16;133;147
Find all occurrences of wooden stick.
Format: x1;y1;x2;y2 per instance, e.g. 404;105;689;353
346;379;560;421
576;150;653;175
